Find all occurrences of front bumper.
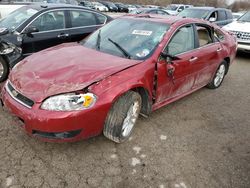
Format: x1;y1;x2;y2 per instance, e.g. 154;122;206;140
1;85;110;142
237;42;250;51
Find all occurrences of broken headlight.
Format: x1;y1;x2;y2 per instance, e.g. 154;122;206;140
41;93;97;111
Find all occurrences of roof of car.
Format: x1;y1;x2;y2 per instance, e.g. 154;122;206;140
22;3;90;11
124;14;207;25
186;6;229;11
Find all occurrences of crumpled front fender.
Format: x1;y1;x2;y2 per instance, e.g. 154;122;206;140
0;40;22;68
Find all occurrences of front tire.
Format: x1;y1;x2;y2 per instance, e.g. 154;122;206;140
207;61;227;89
0;56;9;83
103;91;142;143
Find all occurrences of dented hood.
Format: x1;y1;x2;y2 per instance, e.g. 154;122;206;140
9;43;141;102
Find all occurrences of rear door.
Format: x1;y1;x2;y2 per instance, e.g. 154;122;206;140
67;9;108;42
156;24;197;102
191;24;224;88
21;10;69;55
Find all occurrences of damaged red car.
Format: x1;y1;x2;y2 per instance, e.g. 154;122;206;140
1;15;237;143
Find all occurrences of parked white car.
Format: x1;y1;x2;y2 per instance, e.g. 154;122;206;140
165;4;192;15
127;4;136;13
223;11;250;51
0;4;26;19
92;2;108;12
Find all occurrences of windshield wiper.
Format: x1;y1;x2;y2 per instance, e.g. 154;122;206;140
108;38;131;59
96;29;101;50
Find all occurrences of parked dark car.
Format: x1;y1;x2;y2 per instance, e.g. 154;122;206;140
99;1;118;12
1;15;237;143
114;3;128;13
0;4;112;82
130;8;170;16
178;7;233;27
79;1;95;9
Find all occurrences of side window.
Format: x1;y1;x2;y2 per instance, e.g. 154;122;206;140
165;25;195;56
214;29;225;41
149;10;157;14
209;11;218;21
196;26;213;47
157;10;167;15
218;11;227;21
70;10;98;28
178;6;184;12
95;14;107;25
226;10;233;19
30;11;65;32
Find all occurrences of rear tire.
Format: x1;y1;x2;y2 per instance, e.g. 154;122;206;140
103;91;142;143
0;56;9;83
207;61;227;89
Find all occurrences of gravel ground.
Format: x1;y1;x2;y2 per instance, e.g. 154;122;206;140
0;52;249;188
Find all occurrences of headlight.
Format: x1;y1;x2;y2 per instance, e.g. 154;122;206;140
41;93;97;111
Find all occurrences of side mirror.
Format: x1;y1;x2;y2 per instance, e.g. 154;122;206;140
23;26;39;36
178;8;183;12
209;17;216;22
160;52;181;63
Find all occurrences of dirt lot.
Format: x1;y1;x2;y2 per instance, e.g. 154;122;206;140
0;52;249;188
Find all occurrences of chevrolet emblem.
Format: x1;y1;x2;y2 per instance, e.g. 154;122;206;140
11;90;18;97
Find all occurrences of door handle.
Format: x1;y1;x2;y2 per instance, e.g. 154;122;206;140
217;48;222;52
189;56;198;63
57;33;69;38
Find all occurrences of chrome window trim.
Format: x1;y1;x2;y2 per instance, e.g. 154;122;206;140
5;81;32;109
21;8;107;34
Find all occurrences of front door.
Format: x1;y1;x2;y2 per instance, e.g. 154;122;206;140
156;24;197;103
21;10;70;56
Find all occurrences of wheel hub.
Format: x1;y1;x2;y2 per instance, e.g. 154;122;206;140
121;101;140;137
214;64;226;87
0;62;3;77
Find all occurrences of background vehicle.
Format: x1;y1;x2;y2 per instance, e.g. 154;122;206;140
98;1;118;12
130;8;170;15
232;12;244;20
165;4;192;15
223;11;250;52
79;1;95;9
0;0;77;19
0;4;112;82
0;3;29;19
114;2;128;13
178;7;233;27
1;15;237;143
91;1;108;12
127;4;137;13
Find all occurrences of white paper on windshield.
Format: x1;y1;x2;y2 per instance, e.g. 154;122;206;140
132;30;152;36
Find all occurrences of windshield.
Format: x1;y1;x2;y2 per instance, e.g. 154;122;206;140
82;18;169;60
178;9;209;19
166;5;178;11
238;11;250;22
0;6;38;30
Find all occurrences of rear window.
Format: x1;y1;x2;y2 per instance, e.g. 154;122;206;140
218;11;227;21
226;10;233;19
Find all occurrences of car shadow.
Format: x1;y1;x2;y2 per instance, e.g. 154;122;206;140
236;51;250;59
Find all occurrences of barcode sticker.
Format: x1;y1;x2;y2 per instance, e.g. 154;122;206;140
132;30;152;36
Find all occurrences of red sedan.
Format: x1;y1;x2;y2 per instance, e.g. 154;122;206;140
0;15;237;143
